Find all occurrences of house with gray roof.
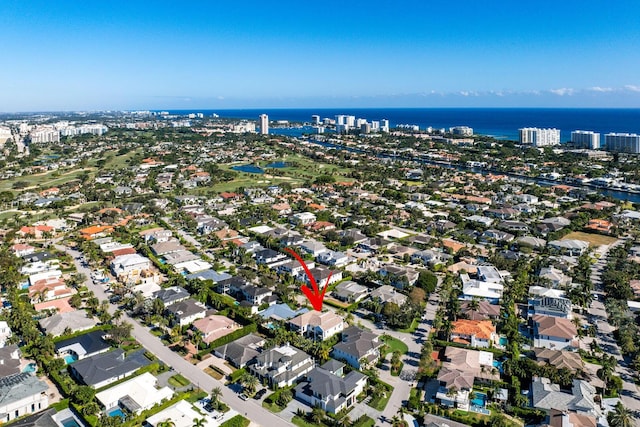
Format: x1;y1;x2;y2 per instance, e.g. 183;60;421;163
258;303;308;321
0;373;49;423
331;281;368;303
152;286;190;306
38;310;97;337
213;333;265;368
332;326;382;369
249;343;314;389
70;349;151;389
294;360;367;414
530;378;601;418
0;346;22;378
370;285;407;306
166;298;207;326
54;330;110;361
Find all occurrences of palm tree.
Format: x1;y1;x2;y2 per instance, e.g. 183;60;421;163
240;372;259;394
192;418;206;427
608;401;635;427
157;420;176;427
311;407;325;424
210;386;222;406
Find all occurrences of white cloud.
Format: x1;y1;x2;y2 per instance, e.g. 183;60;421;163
624;85;640;92
587;86;614;92
549;88;575;96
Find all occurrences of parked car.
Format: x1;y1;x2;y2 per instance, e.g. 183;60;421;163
253;389;267;400
239;393;249;401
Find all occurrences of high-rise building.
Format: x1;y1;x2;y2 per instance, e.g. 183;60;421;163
450;126;473;136
311;115;320;125
571;130;600;149
605;133;640;153
380;119;390;133
519;127;560;147
259;114;269;135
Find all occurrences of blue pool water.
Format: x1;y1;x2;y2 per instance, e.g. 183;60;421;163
61;418;80;427
108;408;125;418
231;164;264;174
64;354;78;364
265;162;289;168
22;363;36;373
499;337;508;346
493;360;503;373
470;392;487;407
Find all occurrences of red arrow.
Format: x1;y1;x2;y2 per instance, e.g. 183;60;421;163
284;247;332;311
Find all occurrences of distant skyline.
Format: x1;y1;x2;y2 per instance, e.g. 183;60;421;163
1;0;640;111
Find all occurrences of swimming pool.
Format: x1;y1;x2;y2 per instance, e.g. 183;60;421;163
107;408;125;418
470;392;487;407
493;360;503;373
499;337;508;346
61;418;81;427
64;354;78;364
22;363;37;373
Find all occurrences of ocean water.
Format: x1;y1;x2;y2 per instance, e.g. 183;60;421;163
167;108;640;141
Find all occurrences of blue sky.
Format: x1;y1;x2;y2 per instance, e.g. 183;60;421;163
1;0;640;111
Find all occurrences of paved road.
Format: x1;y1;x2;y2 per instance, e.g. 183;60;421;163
58;244;289;427
347;278;442;423
586;239;640;413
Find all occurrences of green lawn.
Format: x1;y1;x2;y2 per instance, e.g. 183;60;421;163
220;415;250;427
168;374;191;387
352;415;376;427
366;379;394;411
397;318;419;333
381;335;409;357
292;416;329;427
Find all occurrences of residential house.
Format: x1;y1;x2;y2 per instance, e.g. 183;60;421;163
110;254;152;282
70;349;151;389
533;349;584;373
0;346;23;377
378;264;419;289
300;266;342;288
289;311;345;341
460;300;500;321
290;212;317;226
0;373;49;423
460;265;505;303
259;304;308;322
532;315;577;350
152;286;190;306
249;343;315;388
10;244;36;258
38;310;97;337
235;283;274;307
54;330;110;361
436;347;499;410
331;281;368;304
255;248;288;266
95;372;173;414
530;378;601;418
28;278;74;304
538;267;573;288
166;299;208;327
529;295;572;319
294;360;367;414
150;240;185;256
332;326;382;369
317;250;349;267
192;315;240;345
298;240;328;257
411;249;448;267
0;321;12;347
369;285;407;306
450;319;497;348
214;334;265;368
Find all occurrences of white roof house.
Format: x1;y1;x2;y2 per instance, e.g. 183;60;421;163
95;372;173;414
147;400;217;427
